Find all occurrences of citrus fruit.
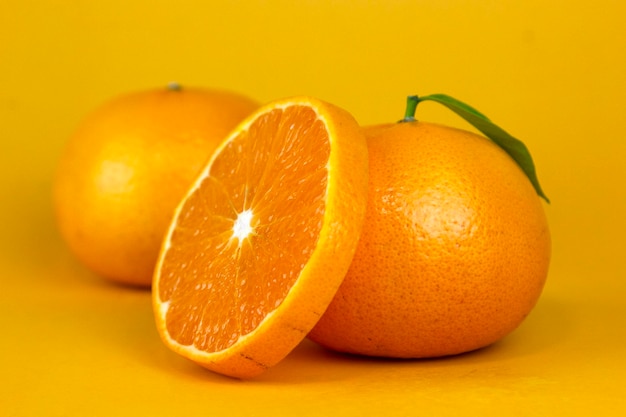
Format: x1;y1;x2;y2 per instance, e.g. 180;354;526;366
152;96;369;379
53;84;258;286
308;118;551;358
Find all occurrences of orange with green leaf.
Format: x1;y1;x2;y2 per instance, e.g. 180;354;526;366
310;95;551;357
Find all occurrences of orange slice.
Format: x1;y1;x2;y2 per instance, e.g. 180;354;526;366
152;96;369;379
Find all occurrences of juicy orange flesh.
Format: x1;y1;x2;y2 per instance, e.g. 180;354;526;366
158;106;330;352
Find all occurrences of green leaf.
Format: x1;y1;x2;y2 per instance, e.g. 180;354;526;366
415;94;550;203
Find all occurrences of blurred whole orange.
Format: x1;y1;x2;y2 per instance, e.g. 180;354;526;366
53;84;258;287
309;121;551;358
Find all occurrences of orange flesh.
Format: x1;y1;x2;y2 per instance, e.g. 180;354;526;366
157;106;330;352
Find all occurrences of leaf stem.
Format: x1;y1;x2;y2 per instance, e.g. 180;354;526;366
400;95;420;123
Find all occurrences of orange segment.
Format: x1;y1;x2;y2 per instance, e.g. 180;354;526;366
152;97;369;379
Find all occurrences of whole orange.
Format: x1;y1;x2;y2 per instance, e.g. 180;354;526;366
53;84;258;287
309;121;551;358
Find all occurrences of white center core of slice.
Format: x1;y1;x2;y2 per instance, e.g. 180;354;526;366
233;209;254;243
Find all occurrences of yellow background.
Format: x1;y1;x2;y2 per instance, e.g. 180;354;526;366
2;0;625;415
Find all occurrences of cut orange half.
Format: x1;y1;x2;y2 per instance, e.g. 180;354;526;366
152;96;369;379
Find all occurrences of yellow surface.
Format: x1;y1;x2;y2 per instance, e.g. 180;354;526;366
1;0;625;415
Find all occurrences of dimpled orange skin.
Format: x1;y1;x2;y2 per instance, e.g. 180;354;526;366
309;121;551;358
53;86;258;287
